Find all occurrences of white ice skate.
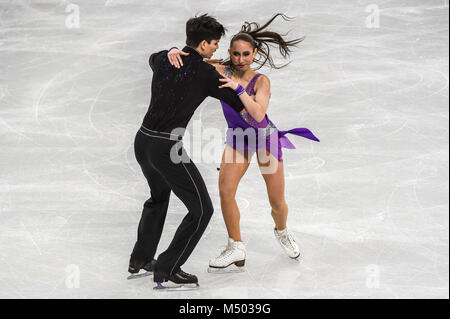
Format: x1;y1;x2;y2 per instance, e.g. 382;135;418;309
274;227;300;259
208;238;246;274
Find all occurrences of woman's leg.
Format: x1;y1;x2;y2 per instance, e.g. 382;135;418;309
256;150;288;230
257;150;300;259
218;145;251;242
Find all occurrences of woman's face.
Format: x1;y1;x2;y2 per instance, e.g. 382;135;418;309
228;40;257;72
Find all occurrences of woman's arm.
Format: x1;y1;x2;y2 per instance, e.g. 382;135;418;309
167;48;225;69
167;47;190;68
218;75;271;123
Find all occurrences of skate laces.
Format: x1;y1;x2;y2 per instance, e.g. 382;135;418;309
217;242;243;260
279;230;296;250
218;246;234;260
178;269;193;278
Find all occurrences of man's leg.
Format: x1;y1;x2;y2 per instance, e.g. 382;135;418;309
150;143;214;277
130;132;172;265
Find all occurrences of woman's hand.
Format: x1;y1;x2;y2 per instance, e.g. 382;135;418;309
167;48;189;68
218;76;239;91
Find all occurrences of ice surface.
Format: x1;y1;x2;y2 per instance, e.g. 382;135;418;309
0;0;448;298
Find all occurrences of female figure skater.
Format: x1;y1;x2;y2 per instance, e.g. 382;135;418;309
168;13;319;272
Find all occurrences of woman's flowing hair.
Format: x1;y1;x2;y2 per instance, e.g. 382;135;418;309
222;13;304;70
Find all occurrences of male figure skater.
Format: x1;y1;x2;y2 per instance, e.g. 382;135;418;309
128;14;246;290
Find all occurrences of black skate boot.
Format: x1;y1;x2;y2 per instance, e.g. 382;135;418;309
153;269;199;290
127;258;156;280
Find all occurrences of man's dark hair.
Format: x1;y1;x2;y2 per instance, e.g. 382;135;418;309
186;13;226;47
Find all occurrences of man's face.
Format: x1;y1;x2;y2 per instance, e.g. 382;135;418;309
201;39;220;58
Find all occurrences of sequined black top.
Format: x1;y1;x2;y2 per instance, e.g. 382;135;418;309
142;46;245;132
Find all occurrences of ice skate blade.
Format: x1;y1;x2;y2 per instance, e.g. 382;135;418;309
127;271;152;280
153;282;199;291
207;264;246;274
289;254;301;262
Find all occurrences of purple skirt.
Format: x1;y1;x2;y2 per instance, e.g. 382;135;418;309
221;101;320;162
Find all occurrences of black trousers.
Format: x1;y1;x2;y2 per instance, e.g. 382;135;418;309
131;126;214;276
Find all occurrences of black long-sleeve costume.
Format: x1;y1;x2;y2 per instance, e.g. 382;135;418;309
131;46;245;278
143;46;244;132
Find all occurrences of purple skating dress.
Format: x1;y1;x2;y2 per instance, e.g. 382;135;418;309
220;67;320;162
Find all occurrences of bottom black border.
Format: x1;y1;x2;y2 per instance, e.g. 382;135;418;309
0;299;448;317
